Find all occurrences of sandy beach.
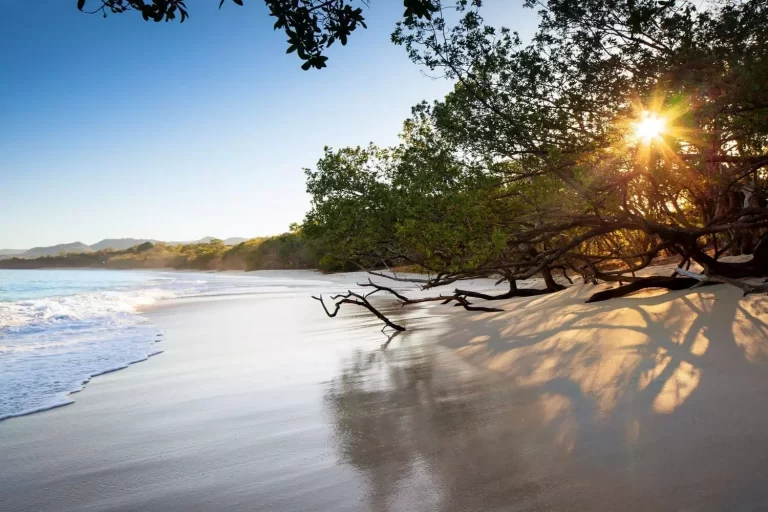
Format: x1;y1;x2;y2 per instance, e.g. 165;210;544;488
2;271;768;511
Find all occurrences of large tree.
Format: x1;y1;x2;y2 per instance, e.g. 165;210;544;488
307;0;768;325
394;0;768;273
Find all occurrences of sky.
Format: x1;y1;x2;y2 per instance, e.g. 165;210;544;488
0;0;538;249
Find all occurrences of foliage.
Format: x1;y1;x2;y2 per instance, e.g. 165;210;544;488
304;120;522;279
76;0;438;69
224;228;324;270
0;234;325;271
306;0;768;287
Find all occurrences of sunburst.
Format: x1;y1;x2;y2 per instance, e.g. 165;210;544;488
634;111;666;143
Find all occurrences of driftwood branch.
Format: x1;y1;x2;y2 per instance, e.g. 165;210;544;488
359;279;504;312
312;292;406;331
313;276;508;333
360;279;412;302
360;268;432;284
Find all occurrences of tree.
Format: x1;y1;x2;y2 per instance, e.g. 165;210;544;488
308;0;768;328
75;0;439;69
390;0;768;279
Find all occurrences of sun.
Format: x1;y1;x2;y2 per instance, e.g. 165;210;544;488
634;111;666;142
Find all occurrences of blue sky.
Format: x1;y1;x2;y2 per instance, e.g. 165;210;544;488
0;1;537;248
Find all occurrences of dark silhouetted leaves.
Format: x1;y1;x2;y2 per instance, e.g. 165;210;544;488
75;0;438;70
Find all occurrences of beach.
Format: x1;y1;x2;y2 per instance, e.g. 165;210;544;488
2;271;768;511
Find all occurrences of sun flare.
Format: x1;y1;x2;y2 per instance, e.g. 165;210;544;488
634;112;666;142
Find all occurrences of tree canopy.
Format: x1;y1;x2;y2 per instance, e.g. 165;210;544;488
76;0;438;69
305;0;768;317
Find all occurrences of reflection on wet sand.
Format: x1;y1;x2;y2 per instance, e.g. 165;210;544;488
326;285;768;511
325;333;583;511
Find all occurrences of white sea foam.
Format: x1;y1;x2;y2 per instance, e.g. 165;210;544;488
0;288;171;330
0;283;177;421
0;269;331;422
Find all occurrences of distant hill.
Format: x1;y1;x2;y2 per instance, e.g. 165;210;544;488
0;249;26;261
0;249;25;256
0;232;320;272
6;237;250;259
167;237;248;246
23;242;94;258
90;238;160;251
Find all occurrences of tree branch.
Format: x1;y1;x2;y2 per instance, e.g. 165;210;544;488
312;292;406;331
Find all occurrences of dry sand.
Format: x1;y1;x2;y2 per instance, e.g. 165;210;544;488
439;277;768;510
1;270;768;511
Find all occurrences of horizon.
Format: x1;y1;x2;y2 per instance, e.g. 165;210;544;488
0;1;537;249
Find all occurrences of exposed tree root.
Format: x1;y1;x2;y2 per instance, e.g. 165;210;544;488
675;268;768;296
453;280;551;300
687;233;768;278
449;296;506;312
585;276;707;303
318;247;768;331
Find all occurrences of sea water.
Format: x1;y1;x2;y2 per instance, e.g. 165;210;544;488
0;269;328;421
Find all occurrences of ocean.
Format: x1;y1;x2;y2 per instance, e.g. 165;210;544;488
0;269;331;421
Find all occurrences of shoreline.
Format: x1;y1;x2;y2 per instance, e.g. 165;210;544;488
0;285;446;511
0;268;397;424
3;270;768;510
0;349;166;423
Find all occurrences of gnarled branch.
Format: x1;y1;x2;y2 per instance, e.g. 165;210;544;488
312;292;406;331
675;269;768;296
359;279;504;313
585;276;707;303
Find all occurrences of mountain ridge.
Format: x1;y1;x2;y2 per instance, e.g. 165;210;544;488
23;242;94;258
5;237;252;259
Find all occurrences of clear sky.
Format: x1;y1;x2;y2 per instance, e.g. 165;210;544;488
0;0;537;249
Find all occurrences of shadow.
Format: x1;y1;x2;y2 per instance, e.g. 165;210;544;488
323;338;559;511
324;284;768;510
437;283;768;509
379;329;401;350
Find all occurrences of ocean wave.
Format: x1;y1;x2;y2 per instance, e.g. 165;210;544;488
0;285;175;422
0;269;327;422
0;288;173;330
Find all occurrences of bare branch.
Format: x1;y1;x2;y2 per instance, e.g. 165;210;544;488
312;293;406;331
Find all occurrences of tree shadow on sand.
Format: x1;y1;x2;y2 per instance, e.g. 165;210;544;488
323;285;768;511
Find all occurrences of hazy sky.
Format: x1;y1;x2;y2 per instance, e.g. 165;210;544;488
0;1;537;248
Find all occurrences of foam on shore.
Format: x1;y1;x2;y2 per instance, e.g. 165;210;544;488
0;288;172;421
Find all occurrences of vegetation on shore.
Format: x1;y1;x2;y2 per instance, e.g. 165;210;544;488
303;0;768;328
0;230;326;272
18;1;768;325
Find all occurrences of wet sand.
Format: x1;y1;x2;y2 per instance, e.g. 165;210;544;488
2;274;768;511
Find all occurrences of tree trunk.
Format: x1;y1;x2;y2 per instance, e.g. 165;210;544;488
689;232;768;277
541;266;566;292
